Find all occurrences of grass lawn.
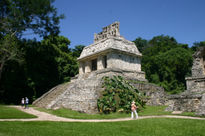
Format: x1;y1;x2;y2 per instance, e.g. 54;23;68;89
139;105;172;116
0;118;205;136
0;105;37;119
35;107;130;119
35;105;173;119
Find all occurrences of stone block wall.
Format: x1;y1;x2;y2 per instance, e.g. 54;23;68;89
107;52;141;72
165;93;202;112
78;51;142;75
186;77;205;92
131;82;166;106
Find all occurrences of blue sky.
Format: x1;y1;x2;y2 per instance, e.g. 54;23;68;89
53;0;205;48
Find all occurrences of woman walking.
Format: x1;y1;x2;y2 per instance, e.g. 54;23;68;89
131;101;138;119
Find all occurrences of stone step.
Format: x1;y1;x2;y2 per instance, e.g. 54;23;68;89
33;76;101;109
33;82;70;108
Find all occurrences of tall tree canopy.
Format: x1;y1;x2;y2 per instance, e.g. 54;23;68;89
0;0;78;104
134;35;193;94
0;0;63;82
191;41;205;52
71;45;85;58
0;0;63;37
1;36;79;104
133;37;148;53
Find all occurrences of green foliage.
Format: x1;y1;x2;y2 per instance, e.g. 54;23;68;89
137;35;193;94
0;36;78;104
43;35;71;53
0;0;63;37
133;37;148;52
191;41;205;52
97;76;146;114
0;34;23;80
71;45;85;58
0;0;67;104
24;36;78;98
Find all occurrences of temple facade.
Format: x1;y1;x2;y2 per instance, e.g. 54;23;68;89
77;22;145;81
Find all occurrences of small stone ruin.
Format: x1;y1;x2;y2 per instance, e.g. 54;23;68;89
166;47;205;116
186;47;205;92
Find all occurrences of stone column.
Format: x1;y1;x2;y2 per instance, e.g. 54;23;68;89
135;58;141;71
79;62;83;75
97;56;104;70
106;53;112;68
85;61;92;73
79;62;86;75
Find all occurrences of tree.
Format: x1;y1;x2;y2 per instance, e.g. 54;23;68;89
71;45;85;58
43;35;71;53
0;0;63;82
0;34;22;80
138;35;193;94
152;48;192;93
133;37;148;53
25;36;77;99
191;41;205;52
0;0;63;37
0;35;79;104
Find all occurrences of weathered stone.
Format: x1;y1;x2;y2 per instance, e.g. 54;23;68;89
186;77;205;93
131;82;166;105
191;47;205;77
186;46;205;92
196;94;205;116
165;93;202;112
94;22;120;43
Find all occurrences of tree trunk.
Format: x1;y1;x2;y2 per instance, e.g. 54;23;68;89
0;61;5;82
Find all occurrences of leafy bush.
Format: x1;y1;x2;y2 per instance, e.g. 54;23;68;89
97;76;146;114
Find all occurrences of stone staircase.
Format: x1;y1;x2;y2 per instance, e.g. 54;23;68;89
33;75;103;113
51;77;102;113
33;82;71;109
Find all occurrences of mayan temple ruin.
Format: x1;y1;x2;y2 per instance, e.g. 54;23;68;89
33;22;165;113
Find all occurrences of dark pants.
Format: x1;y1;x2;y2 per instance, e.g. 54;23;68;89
25;103;29;109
